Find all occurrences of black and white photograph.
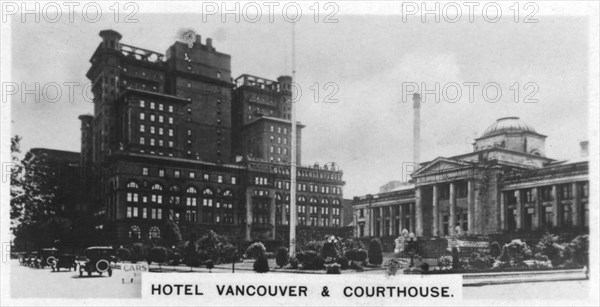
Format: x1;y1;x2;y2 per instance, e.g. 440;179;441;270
1;1;598;306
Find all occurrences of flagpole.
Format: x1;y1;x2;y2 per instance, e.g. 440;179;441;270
289;21;297;258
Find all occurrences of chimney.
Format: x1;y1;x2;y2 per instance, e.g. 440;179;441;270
206;37;213;47
195;34;202;44
580;141;588;157
412;93;421;165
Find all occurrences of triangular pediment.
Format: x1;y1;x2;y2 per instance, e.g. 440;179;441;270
412;157;472;177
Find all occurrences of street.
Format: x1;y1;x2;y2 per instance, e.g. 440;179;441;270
10;260;141;298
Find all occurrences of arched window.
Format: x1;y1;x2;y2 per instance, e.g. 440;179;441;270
151;184;163;204
275;193;282;201
285;195;290;202
223;190;233;197
186;187;198;207
333;199;340;205
322;198;330;205
298;196;306;202
203;188;214;207
310;197;318;204
129;225;141;240
169;185;180;192
149;226;161;239
127;181;138;189
126;181;139;203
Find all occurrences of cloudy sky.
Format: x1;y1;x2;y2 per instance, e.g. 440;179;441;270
8;2;593;197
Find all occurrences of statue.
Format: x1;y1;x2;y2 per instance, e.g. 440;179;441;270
394;229;410;253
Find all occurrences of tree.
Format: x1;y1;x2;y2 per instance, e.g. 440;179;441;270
253;255;270;273
164;216;182;247
368;238;383;265
275;247;289;268
11;143;73;248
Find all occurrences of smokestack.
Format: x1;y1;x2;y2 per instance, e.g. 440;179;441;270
413;93;421;165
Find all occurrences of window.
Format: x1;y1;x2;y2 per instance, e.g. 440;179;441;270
150;126;155;134
169;129;174;137
174;170;180;178
203;188;214;207
129;225;141;240
168;141;173;148
159;103;164;111
142;167;148;176
140;100;145;108
190;172;196;179
142;208;147;219
140;113;145;120
140;137;145;145
150;114;155;122
149;226;161;239
168;105;173;113
187;129;192;136
159;127;164;135
158;115;164;123
284;138;287;145
218;175;223;183
231;177;237;185
150;102;155;109
140;124;145;132
169;117;174;124
203;173;210;181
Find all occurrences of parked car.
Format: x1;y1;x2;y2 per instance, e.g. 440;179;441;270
52;254;78;272
24;252;38;267
79;246;114;277
36;248;58;269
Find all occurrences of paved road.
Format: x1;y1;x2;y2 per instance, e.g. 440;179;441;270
10;260;141;298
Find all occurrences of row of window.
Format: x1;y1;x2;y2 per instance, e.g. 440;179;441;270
140;168;237;184
139;112;174;124
129;225;161;240
509;183;590;204
269;135;288;145
139;125;175;137
269;125;289;135
139;100;174;113
269;146;288;155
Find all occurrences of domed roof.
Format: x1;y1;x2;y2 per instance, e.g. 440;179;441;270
481;117;537;138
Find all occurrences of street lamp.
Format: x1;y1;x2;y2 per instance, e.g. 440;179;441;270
405;232;418;268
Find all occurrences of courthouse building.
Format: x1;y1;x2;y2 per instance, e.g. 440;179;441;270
73;30;345;244
353;117;589;239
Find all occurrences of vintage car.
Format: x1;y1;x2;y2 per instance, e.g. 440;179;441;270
79;246;114;277
35;248;58;269
21;251;38;267
51;254;78;272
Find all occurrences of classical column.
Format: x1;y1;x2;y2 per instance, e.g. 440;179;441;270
572;182;580;227
317;204;322;227
245;189;253;241
499;191;506;231
409;203;415;233
398;204;405;233
415;187;423;236
432;184;439;237
467;180;473;233
281;201;287;226
379;206;384;236
369;205;374;237
551;185;559;227
388;206;394;236
515;190;522;230
534;188;542;229
449;182;456;235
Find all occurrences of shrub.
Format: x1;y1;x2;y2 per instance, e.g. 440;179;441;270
205;259;214;272
535;234;565;266
289;257;299;269
253;256;270;273
325;263;341;274
304;241;324;253
245;242;266;260
219;243;238;263
502;239;533;264
437;256;452;269
265;252;275;259
170;252;183;265
147;247;168;265
566;234;588;267
451;247;460;269
368;238;383;265
275;247;289;268
184;241;200;267
468;253;493;270
117;247;131;261
345;249;368;263
386;259;401;276
420;262;430;272
489;241;501;258
338;256;349;270
321;242;339;260
297;251;325;270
